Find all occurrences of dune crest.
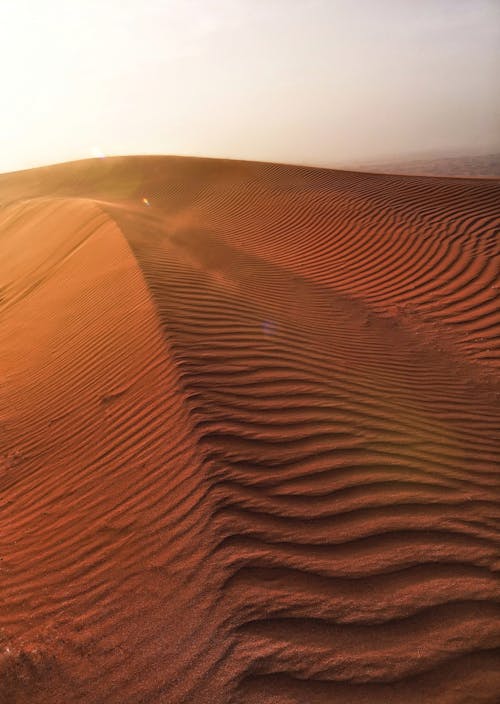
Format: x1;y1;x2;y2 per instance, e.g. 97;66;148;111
1;156;499;703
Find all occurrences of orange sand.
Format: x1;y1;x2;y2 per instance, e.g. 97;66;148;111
0;156;499;703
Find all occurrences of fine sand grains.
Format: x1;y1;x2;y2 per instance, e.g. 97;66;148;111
0;157;499;703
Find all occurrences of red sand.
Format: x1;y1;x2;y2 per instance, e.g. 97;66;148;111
0;156;499;703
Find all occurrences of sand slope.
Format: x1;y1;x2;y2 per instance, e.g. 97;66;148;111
0;156;499;703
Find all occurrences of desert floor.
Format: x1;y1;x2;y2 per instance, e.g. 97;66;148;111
0;156;499;703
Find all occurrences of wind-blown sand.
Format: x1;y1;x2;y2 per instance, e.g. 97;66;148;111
0;156;499;703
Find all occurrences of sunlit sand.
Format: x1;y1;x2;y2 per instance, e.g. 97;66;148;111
0;155;499;703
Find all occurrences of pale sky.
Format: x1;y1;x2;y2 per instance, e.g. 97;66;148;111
0;0;499;173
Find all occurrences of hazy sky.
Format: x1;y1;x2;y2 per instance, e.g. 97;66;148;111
0;0;499;173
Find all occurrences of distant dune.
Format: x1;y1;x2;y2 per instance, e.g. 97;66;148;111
354;153;500;178
0;156;499;703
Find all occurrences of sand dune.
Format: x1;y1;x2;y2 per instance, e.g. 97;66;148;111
0;156;499;703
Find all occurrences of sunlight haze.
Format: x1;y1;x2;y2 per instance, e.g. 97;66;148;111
0;0;499;173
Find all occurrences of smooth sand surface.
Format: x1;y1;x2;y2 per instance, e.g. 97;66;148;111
0;156;499;703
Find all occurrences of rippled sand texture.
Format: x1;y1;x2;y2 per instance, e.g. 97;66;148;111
0;157;499;703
